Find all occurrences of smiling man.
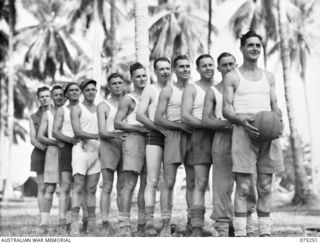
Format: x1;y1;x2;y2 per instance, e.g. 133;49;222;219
223;30;284;237
181;54;215;236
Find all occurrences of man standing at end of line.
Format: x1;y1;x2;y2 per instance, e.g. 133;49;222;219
114;63;149;237
29;86;51;234
37;85;65;234
154;55;194;236
202;52;257;236
97;73;125;235
70;79;101;235
181;54;215;237
223;30;284;237
136;57;171;236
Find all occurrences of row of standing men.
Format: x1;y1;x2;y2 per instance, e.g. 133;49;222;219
29;30;284;237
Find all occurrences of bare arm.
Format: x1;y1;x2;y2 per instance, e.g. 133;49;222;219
114;96;149;133
154;87;191;133
38;112;58;146
181;84;202;128
202;89;232;130
52;107;78;144
222;71;259;140
70;104;99;140
97;102;122;140
29;118;46;150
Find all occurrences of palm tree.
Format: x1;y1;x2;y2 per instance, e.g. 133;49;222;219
277;0;311;204
288;0;320;197
148;2;218;62
226;0;278;67
17;0;89;83
134;0;149;67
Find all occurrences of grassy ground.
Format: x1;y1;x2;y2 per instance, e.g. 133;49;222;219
1;188;320;237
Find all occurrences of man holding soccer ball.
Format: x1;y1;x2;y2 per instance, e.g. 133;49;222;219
222;30;284;237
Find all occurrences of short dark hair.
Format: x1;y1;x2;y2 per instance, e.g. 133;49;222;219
80;79;97;91
64;82;80;95
153;57;171;70
36;86;50;97
130;62;145;76
240;30;262;47
107;73;124;85
50;84;63;94
195;54;213;68
217;52;235;65
172;55;189;68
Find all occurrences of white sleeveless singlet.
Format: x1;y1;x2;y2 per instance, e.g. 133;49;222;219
47;110;55;140
103;99;118;132
233;68;271;114
126;94;142;126
79;103;99;134
61;106;74;137
147;84;162;122
210;86;224;120
192;82;206;119
167;84;183;122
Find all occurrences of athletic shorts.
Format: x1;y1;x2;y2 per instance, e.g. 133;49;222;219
122;133;146;174
30;148;46;174
146;129;164;148
232;124;284;174
185;128;213;165
164;130;190;165
99;138;123;171
59;143;73;172
72;139;101;176
44;145;60;184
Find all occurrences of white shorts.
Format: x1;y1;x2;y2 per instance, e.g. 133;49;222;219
72;139;101;176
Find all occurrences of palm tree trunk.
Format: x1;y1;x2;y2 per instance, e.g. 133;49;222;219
110;0;116;71
134;0;149;68
93;0;101;97
3;0;15;200
277;0;311;204
207;0;212;54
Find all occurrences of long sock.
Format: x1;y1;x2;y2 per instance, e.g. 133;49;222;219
233;217;247;237
258;217;271;236
119;212;130;227
190;205;205;228
145;206;155;226
247;213;254;235
138;209;146;225
214;222;229;237
70;207;80;234
40;212;49;226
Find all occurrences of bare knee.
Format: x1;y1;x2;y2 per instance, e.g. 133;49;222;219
257;181;272;199
147;176;159;189
61;180;72;194
186;178;195;191
86;184;98;196
195;177;208;192
164;176;176;191
38;182;46;194
236;182;251;198
102;182;113;195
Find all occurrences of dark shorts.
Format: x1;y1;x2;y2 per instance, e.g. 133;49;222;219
30;148;46;174
185;129;213;165
59;143;73;172
146;129;164;148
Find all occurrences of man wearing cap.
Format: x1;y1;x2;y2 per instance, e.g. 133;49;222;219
70;79;100;235
53;82;81;232
38;85;65;233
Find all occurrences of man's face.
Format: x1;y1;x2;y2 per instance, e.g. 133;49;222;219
217;56;237;76
132;68;147;89
82;83;97;102
38;90;51;108
51;89;64;107
155;61;171;84
241;36;261;61
66;84;80;102
197;57;214;80
108;77;125;96
174;59;190;81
